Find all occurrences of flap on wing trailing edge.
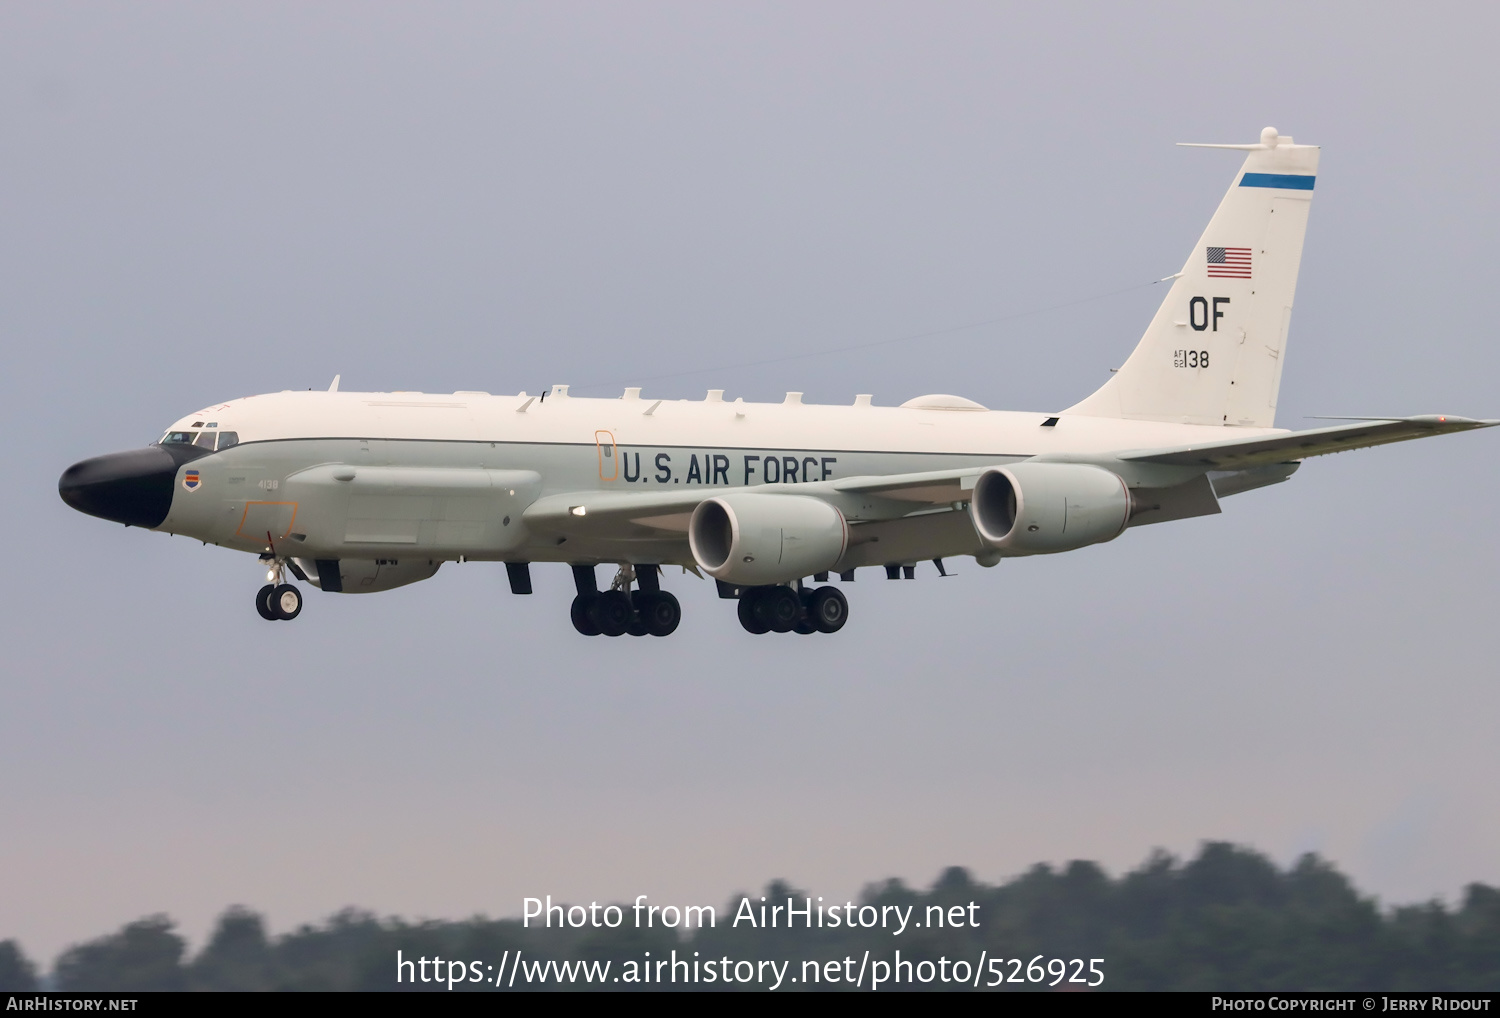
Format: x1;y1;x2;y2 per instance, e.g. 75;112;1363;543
1118;416;1498;471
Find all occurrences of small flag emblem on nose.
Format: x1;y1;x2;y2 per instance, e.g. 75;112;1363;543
183;470;201;491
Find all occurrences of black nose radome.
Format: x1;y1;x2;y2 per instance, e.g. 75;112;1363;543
59;444;207;528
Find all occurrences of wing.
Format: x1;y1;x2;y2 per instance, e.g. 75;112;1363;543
521;467;1013;539
1119;415;1498;470
523;415;1496;540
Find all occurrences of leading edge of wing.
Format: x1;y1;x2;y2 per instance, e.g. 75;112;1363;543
1119;415;1499;470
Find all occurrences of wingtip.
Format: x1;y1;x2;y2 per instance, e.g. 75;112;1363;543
1309;414;1499;428
1409;414;1497;428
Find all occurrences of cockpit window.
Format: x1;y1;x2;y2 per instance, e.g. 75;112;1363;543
161;429;238;450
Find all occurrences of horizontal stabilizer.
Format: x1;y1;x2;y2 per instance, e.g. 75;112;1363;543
1119;416;1497;470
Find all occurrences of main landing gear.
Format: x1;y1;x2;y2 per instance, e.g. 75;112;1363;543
569;564;681;637
736;584;848;635
255;556;303;621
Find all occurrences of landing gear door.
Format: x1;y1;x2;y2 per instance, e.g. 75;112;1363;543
595;430;619;482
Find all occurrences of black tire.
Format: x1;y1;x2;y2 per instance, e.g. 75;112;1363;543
764;586;802;633
272;583;302;621
255;584;277;621
591;589;632;637
626;617;649;637
638;590;681;637
570;593;601;636
737;590;770;634
792;588;818;634
809;586;849;633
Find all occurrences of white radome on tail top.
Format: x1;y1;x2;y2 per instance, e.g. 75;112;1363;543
58;128;1495;637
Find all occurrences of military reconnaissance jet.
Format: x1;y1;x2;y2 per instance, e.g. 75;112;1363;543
59;129;1494;636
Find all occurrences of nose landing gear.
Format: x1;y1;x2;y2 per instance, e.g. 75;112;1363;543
255;581;303;620
256;554;303;621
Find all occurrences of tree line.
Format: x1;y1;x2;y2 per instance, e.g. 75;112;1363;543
2;842;1497;991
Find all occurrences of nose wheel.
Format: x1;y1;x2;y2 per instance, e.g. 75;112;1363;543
256;582;303;621
272;584;302;620
256;584;278;620
256;556;304;621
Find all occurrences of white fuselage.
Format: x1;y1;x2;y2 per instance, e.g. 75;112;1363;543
155;387;1282;568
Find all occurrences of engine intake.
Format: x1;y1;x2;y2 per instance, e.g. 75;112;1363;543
970;462;1130;554
689;493;848;586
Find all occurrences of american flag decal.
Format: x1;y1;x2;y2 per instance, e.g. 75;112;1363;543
1206;246;1251;279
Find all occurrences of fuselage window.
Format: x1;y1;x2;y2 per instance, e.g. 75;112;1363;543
216;432;239;450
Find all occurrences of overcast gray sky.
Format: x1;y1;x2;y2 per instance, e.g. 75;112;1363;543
2;1;1497;964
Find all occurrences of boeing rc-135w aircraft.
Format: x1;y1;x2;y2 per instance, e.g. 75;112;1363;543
60;128;1495;636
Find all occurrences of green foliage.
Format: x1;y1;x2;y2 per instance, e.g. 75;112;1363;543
188;906;275;991
0;940;39;991
53;915;186;991
20;844;1500;991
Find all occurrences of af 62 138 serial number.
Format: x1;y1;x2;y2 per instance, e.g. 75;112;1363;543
1174;349;1210;368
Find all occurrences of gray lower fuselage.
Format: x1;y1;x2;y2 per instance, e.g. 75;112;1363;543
159;436;1024;570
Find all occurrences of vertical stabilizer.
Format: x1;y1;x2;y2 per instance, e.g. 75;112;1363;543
1067;127;1318;427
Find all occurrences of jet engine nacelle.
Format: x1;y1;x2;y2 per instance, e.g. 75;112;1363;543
970;462;1130;554
689;493;848;586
